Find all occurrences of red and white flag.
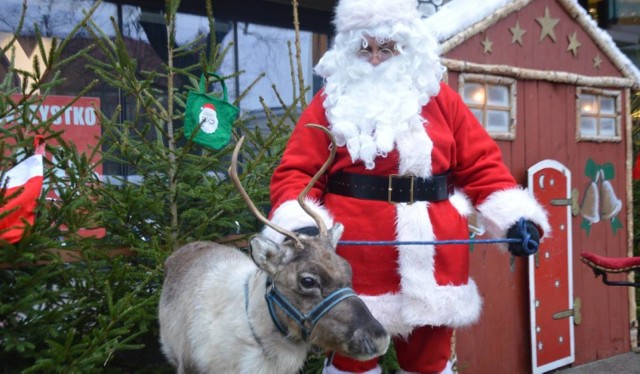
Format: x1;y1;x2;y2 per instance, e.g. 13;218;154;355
0;138;45;244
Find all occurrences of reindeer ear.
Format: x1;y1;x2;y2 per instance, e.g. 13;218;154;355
328;223;344;250
249;235;293;275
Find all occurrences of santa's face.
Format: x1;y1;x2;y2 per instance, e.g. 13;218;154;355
199;107;219;134
315;25;444;169
355;36;398;66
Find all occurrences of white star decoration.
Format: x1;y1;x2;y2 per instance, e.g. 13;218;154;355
567;32;582;57
510;21;526;46
481;35;493;54
593;54;603;70
536;6;559;42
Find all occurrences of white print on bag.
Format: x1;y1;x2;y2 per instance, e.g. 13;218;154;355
198;103;219;134
1;104;97;126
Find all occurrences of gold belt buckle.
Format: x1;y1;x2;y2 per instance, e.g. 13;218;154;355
388;174;414;204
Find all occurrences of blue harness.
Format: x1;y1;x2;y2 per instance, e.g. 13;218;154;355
264;278;357;340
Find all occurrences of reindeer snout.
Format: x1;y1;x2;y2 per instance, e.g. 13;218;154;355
342;301;390;360
348;322;390;360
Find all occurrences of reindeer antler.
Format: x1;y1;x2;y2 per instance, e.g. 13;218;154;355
229;137;303;249
297;124;337;239
229;124;337;247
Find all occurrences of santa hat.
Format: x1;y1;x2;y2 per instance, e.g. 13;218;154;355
202;103;216;111
333;0;421;33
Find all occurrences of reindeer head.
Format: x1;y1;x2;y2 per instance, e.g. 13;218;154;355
229;125;389;360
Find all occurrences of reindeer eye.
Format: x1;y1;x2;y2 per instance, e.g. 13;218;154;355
300;276;317;289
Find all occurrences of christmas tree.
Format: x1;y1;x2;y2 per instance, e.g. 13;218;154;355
0;0;306;371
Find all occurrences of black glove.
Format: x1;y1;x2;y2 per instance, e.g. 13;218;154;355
294;226;320;236
506;218;540;257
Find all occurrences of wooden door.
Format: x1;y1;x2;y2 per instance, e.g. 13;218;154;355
528;160;575;373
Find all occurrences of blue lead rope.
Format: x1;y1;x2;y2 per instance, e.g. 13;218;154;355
338;218;534;249
338;238;521;246
517;217;539;255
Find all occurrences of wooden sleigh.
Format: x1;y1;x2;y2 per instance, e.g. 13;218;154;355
580;252;640;287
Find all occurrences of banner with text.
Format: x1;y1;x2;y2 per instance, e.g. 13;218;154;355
3;95;104;239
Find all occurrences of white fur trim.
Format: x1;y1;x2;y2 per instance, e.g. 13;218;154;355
261;199;334;244
476;188;551;247
334;0;421;33
360;281;482;336
449;189;473;217
323;362;382;374
395;124;433;177
398;360;453;374
400;280;482;327
396;202;436;300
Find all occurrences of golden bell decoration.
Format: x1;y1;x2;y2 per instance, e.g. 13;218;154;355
580;169;623;224
580;179;600;223
599;176;622;220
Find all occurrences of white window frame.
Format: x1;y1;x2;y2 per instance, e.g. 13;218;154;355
459;74;517;141
576;87;622;142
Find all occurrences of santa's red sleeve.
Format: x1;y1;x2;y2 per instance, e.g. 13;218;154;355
264;92;336;243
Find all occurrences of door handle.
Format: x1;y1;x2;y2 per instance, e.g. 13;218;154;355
550;188;580;216
552;297;582;325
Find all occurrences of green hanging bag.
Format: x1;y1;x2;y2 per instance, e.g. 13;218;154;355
184;72;239;150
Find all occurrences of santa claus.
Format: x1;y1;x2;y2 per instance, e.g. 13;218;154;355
264;0;550;373
198;103;219;134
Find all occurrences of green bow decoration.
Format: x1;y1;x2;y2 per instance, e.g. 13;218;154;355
584;159;615;181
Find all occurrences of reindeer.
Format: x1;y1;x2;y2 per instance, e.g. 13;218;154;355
158;125;390;374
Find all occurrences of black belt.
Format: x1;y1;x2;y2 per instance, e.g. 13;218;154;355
327;171;453;204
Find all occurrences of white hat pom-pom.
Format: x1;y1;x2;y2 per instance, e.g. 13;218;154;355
333;0;421;33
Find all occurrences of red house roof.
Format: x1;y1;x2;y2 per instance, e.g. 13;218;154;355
425;0;640;89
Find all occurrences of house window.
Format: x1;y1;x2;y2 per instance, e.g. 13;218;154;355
577;88;621;141
459;74;516;140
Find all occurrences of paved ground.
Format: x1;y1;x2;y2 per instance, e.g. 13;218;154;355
554;351;640;373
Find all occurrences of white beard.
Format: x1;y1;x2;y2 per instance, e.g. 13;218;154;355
322;55;433;170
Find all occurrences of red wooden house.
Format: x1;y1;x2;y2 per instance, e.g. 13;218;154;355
425;0;640;372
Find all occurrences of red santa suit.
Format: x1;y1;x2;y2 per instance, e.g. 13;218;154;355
264;83;549;372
